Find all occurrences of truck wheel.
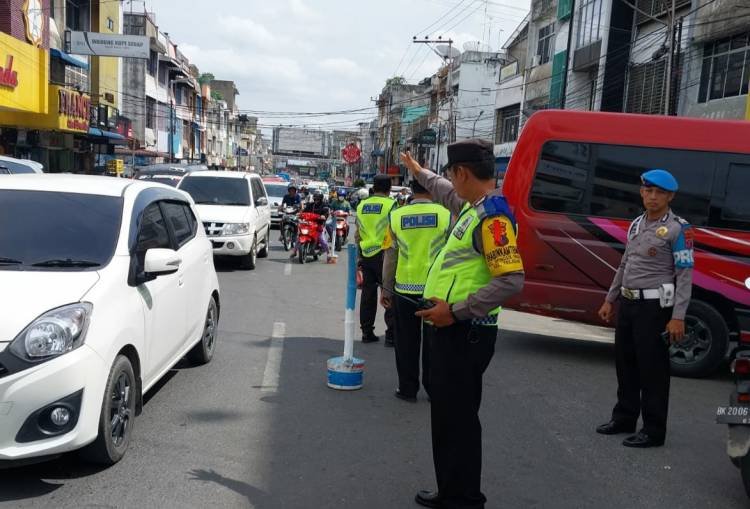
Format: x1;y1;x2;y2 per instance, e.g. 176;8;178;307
670;300;729;378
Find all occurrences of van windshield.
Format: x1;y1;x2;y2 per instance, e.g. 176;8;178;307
180;177;251;206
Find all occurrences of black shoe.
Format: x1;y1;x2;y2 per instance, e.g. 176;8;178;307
362;334;379;343
415;490;443;508
596;420;636;435
395;390;417;403
623;431;665;448
384;338;395;348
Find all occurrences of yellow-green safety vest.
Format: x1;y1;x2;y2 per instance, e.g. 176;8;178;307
423;203;499;326
390;202;451;295
356;195;395;258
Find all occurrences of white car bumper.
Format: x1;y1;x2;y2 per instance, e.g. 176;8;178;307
208;234;254;256
0;345;107;460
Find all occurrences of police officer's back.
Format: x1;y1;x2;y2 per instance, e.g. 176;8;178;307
596;169;694;448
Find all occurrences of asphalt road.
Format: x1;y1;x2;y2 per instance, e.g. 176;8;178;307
0;237;746;508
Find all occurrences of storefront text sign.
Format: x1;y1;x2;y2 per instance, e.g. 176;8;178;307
58;88;90;132
0;55;18;89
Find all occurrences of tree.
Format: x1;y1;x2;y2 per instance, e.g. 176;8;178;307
385;76;406;88
198;73;215;85
211;90;223;101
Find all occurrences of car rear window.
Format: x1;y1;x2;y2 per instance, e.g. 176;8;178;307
0;160;37;174
180;177;251;206
265;183;289;198
0;190;123;270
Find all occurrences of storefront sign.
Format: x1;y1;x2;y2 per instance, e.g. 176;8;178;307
23;0;45;47
0;85;89;133
0;32;48;115
0;55;18;89
67;31;149;59
58;88;91;132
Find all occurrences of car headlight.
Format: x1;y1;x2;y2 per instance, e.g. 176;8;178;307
222;223;251;236
10;303;93;362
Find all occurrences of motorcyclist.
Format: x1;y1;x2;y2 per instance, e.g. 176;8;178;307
330;190;352;213
291;191;330;259
281;185;302;209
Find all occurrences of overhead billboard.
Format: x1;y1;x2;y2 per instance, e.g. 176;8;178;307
67;31;149;59
273;128;328;157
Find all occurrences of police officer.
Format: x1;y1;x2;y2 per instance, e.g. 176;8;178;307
401;140;525;509
381;180;451;402
356;175;396;345
596;169;694;448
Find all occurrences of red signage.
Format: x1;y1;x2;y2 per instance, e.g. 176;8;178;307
341;143;362;164
0;55;18;89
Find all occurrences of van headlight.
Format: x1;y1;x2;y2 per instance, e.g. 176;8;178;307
222;223;251;236
10;303;93;362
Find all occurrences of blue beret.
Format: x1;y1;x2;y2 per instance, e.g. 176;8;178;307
641;169;678;192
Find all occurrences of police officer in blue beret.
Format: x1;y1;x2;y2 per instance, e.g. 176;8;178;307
597;169;694;448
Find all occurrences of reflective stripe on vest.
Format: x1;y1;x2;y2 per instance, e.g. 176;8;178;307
423;204;499;325
390;202;451;295
356;196;395;257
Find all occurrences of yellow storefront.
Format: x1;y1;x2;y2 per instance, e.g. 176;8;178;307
0;31;48;117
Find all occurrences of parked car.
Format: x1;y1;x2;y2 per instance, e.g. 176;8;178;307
178;171;271;270
502;110;750;378
0;155;43;174
0;174;220;466
264;181;291;228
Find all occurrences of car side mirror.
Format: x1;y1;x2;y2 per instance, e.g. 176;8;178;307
255;196;268;207
144;248;181;276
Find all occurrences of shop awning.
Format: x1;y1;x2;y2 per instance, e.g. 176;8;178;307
88;127;128;145
50;48;88;70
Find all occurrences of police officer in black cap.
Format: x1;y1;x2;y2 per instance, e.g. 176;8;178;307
597;169;694;448
401;139;524;509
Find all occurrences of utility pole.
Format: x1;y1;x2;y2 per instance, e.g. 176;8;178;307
560;0;576;109
665;0;675;115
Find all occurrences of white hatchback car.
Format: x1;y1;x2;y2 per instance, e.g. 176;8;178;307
0;175;220;466
178;171;271;269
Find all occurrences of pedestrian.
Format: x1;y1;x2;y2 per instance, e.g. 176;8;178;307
400;140;525;509
355;174;396;345
596;169;694;448
381;179;451;402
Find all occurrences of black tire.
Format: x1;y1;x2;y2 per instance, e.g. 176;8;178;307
298;243;306;264
81;355;136;465
187;296;219;365
335;235;342;252
282;226;294;251
741;455;750;498
670;300;729;378
239;238;257;270
257;230;270;258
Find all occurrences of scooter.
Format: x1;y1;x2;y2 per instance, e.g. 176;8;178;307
334;210;350;252
296;212;326;264
280;206;300;252
717;347;750;498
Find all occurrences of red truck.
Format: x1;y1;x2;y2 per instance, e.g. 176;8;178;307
502;110;750;377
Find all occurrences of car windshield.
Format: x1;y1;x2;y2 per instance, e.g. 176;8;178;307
0;160;37;174
0;190;123;270
180;176;251;206
265;183;289;198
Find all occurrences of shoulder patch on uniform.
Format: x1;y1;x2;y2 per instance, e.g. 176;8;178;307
401;213;438;230
676;216;690;226
452;214;475;240
361;203;383;214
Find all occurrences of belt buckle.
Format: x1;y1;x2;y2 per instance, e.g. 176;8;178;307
622;288;637;300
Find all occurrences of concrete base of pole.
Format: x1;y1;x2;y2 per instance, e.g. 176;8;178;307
327;356;365;390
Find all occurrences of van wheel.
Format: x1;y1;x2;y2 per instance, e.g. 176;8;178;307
239;238;257;270
670;300;729;378
257;230;270;258
188;296;218;365
81;355;136;465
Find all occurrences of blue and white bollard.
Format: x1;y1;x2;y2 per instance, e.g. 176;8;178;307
327;243;365;390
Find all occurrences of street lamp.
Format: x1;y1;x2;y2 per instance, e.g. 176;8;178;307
472;110;485;138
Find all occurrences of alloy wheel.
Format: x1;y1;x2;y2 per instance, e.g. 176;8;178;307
110;372;132;447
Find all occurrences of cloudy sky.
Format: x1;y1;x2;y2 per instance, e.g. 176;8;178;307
138;0;530;131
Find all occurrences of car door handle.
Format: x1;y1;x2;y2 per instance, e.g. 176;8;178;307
178;276;185;287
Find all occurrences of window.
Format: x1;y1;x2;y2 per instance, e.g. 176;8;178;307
146;98;156;129
179;177;251;206
531;141;716;226
161;202;196;248
250;179;266;203
715;164;750;231
158;64;168;86
136;203;171;255
537;24;555;65
635;0;690;24
148;51;157;77
495;105;520;144
626;59;667;114
698;33;750;103
576;0;603;49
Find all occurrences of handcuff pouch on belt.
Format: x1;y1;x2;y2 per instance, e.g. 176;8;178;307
658;283;675;308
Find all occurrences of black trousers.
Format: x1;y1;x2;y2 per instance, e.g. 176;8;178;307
394;291;430;397
426;322;497;509
359;251;394;338
611;299;672;439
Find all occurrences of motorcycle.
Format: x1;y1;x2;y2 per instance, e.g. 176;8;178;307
333;210;350;252
717;347;750;497
280;206;300;252
296;212;326;264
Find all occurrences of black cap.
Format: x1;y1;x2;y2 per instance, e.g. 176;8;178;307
373;174;392;193
447;138;494;167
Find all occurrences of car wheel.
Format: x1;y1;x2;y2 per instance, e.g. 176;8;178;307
670;300;729;378
81;355;136;465
188;296;219;365
239;237;257;270
257;230;270;258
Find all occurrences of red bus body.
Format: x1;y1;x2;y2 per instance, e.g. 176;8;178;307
502;110;750;375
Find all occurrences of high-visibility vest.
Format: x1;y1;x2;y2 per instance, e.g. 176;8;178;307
423;198;517;326
356;195;395;257
390;202;451;295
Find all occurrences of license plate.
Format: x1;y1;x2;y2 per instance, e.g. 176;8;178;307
716;406;750;424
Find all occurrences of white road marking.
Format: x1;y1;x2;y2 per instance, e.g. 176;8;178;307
261;322;286;392
284;263;292;276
